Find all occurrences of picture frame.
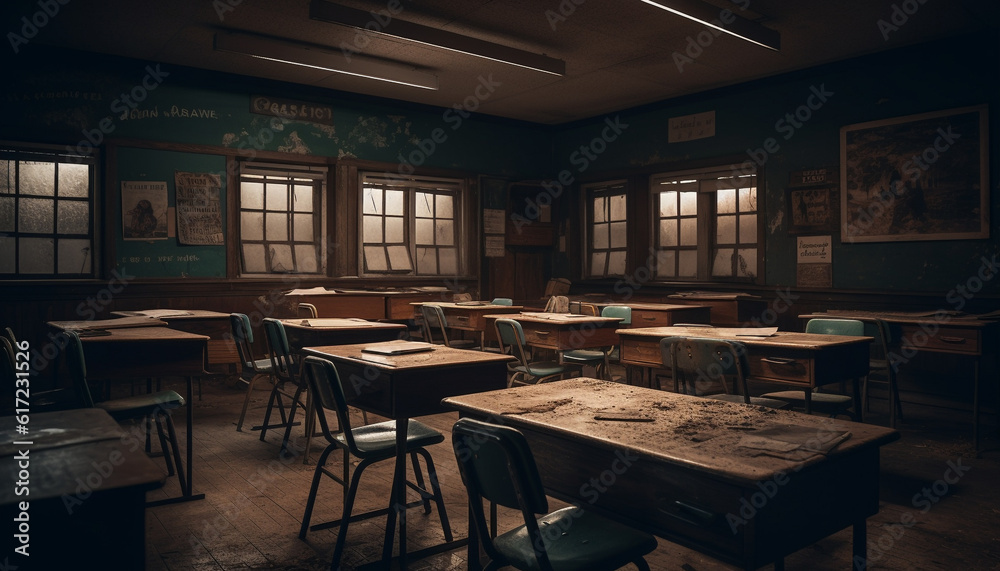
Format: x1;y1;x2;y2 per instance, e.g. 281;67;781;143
840;105;989;243
787;186;838;235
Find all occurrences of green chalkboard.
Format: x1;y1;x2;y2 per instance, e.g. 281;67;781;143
114;147;227;278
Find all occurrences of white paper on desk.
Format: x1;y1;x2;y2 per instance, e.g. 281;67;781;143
733;327;779;337
285;287;333;295
128;309;194;318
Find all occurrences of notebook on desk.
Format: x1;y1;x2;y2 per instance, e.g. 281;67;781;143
361;341;434;355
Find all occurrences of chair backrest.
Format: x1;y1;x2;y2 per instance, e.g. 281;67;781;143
297;303;319;318
805;318;865;336
421;304;450;345
544;295;569;313
230;313;258;372
63;331;95;408
1;336;17;391
601;305;631;325
262;318;295;382
5;326;17;346
494;318;531;369
490;298;513;306
452;418;551;566
660;336;751;402
301;356;358;451
579;303;599;316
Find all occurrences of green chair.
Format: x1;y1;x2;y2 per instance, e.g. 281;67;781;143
451;418;657;571
298;356;451;569
862;319;902;427
230;313;276;432
561;305;631;380
495;318;579;387
260;318;312;458
660;336;789;409
491;297;514;306
63;330;189;497
422;304;479;349
761;318;866;420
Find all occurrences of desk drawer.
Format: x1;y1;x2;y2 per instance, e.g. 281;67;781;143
748;353;812;386
899;324;980;355
620;338;663;367
523;327;558;348
631;310;674;327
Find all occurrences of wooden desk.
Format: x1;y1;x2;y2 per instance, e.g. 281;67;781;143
484;312;623;351
443;378;900;570
588;301;712;327
113;309;238;373
286;289;450;320
414;302;523;348
801;310;999;450
302;341;513;569
279;318;406;353
46;322;208;505
667;293;768;327
1;408;164;568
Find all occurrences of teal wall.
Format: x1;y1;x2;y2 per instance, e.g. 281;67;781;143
552;36;1000;293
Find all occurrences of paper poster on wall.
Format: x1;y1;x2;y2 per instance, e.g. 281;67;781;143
796;235;832;287
122;180;169;240
483;208;505;234
174;171;224;245
485;235;506;257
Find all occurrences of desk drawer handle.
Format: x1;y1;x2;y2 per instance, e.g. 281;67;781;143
642;316;657;321
939;336;967;344
659;499;717;527
535;331;551;336
761;357;798;365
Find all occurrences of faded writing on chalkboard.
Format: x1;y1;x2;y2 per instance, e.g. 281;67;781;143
251;95;335;126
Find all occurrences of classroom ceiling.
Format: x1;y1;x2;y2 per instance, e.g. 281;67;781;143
5;0;997;125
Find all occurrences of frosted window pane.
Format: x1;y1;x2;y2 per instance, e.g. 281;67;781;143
436;194;453;218
660;219;677;247
679;218;697;246
363;216;383;243
241;182;264;210
58;163;89;197
293;213;313;242
0;160;11;193
593;197;606;223
679;191;697;215
678;251;697;277
21;162;54;196
740;214;757;243
265;213;288;241
439;248;457;274
713;248;734;276
717;188;736;214
0;197;13;231
295;244;318;273
593;223;609;249
241;212;263;240
609;194;626;221
58;201;89;234
415;193;433;218
269;244;293;272
265;184;287;211
436;219;455;246
293;185;313;212
385;190;404;215
385;217;404;242
20;237;52;273
364;246;387;271
655;250;675;278
609;221;627;248
659;192;676;217
363;187;382;214
416;247;436;274
739;188;756;211
590;252;606;276
608;251;626;275
387;245;412;270
20;197;53;232
57;239;91;273
716;215;735;243
0;236;13;273
242;244;266;273
738;249;757;277
416;219;434;244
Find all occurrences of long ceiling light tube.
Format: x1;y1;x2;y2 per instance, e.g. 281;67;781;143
213;31;439;90
638;0;780;51
309;1;566;76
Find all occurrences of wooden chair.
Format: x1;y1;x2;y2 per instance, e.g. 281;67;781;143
494;318;578;387
451;417;657;571
298;356;451;569
230;313;275;432
660;336;789;409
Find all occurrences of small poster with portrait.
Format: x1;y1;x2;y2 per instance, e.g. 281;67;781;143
122;180;169;240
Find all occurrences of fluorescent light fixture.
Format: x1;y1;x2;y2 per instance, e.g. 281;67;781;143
213;31;439;90
638;0;780;51
309;0;566;76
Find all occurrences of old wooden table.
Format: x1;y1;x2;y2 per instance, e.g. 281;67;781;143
443;378;900;570
302;341;513;569
286;288;449;320
413;301;523;348
484;311;624;352
113;309;239;374
584;301;712;327
279;317;406;353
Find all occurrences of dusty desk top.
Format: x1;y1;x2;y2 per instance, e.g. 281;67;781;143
616;326;872;349
280;318;406;330
304;341;514;370
444;378;899;484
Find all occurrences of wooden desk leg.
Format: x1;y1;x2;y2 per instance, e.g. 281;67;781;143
382;417;409;568
852;377;864;423
853;518;867;570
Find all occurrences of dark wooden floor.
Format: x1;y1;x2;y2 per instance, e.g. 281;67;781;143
140;372;1000;571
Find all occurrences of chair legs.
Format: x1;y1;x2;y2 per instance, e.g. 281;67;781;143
256;381;301;441
236;372;271;432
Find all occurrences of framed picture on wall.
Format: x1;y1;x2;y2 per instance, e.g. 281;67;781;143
840;105;989;243
787;186;838;234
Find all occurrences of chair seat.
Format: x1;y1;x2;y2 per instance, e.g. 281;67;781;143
336;418;444;458
560;349;605;362
251;358;274;372
97;390;185;420
512;361;573;377
706;394;791;409
759;390;853;413
493;506;658;571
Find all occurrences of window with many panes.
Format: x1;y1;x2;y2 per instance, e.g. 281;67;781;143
238;163;324;275
360;174;464;276
651;166;760;281
0;145;96;277
584;181;627;277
